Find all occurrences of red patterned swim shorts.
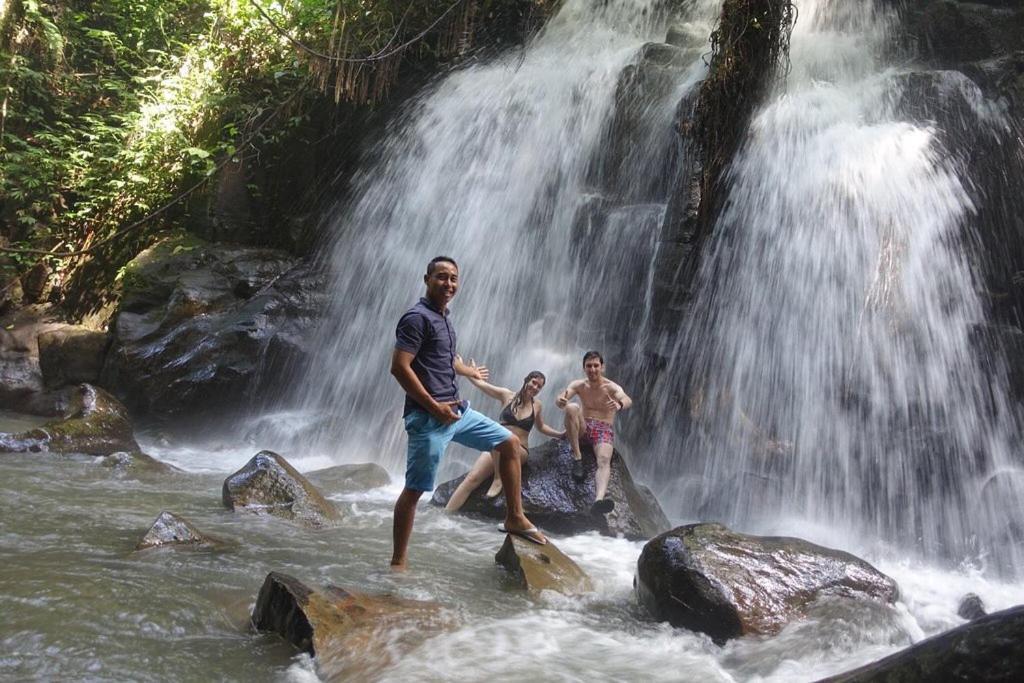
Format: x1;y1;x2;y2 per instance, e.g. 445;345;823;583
584;418;614;445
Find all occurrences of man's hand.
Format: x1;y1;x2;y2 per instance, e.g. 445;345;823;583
556;391;569;409
603;387;623;411
431;401;461;425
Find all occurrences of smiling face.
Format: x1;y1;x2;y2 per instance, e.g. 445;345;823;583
424;260;459;309
584;356;604;382
524;374;546;398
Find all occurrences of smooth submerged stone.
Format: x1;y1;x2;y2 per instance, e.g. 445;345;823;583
431;439;670;540
222;451;341;527
304;463;391;493
251;572;453;680
495;534;593;595
958;593;988;621
135;511;217;550
818;605;1024;682
100;450;180;474
0;384;140;455
635;523;899;643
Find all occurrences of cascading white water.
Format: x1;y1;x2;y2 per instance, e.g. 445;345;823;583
285;0;721;474
650;0;1024;572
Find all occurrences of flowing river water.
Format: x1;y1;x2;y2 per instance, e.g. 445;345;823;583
5;0;1024;680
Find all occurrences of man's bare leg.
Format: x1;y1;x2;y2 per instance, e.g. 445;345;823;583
391;488;424;569
564;403;584;461
445;452;494;513
496;435;546;543
594;442;614;501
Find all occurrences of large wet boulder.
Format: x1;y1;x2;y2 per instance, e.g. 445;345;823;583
431;439;670;540
222;451;341;527
0;307;82;415
0;384;139;455
37;326;109;388
99;233;325;417
819;604;1024;682
252;572;452;680
135;511;219;550
304;463;391;493
495;534;593;595
635;523;899;643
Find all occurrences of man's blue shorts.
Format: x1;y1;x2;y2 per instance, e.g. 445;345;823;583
403;405;512;492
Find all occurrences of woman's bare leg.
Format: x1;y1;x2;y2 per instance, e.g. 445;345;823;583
485;449;502;497
445;452;494;512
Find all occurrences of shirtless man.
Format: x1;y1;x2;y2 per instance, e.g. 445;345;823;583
555;351;632;515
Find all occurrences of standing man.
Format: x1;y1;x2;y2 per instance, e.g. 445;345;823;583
556;351;633;515
390;256;546;569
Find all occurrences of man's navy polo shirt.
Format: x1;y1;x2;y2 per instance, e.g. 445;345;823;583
394;297;459;416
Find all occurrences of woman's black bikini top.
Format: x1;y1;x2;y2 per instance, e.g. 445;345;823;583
499;399;535;432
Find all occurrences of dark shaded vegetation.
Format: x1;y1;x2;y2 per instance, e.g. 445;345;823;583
0;0;554;319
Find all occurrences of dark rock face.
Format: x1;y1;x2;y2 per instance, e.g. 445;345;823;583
252;572;451;680
135;511;218;550
495;534;593;594
304;463;391;493
38;326;109;388
635;523;899;643
100;234;325;418
0;384;139;455
222;451;340;527
818;605;1024;683
958;593;988;621
430;439;670;540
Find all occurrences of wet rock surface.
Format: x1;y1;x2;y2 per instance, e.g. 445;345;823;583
0;384;139;455
495;534;593;594
38;326;109;388
251;572;452;681
304;463;391;493
431;439;670;540
635;523;899;643
222;451;341;527
819;604;1024;682
100;234;325;417
0;306;83;415
135;511;219;550
99;450;180;475
958;592;988;621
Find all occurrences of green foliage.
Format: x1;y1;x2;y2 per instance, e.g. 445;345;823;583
0;0;467;276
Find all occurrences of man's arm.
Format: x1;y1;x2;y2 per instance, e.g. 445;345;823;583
607;381;632;411
555;380;582;409
390;349;458;424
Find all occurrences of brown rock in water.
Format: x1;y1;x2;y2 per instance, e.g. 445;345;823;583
818;605;1024;683
0;384;140;455
99;450;180;475
304;463;391;493
135;511;218;550
636;523;899;643
495;534;593;595
37;326;109;388
222;451;341;527
431;439;670;540
251;572;453;680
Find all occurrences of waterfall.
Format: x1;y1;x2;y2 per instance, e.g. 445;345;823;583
648;0;1024;573
284;0;722;474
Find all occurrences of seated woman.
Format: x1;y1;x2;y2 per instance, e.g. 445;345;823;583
445;366;564;512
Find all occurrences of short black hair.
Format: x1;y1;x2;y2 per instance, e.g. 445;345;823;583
427;255;458;275
583;350;604;366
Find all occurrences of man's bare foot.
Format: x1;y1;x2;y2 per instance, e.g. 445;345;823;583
484;480;503;498
389;561;408;572
501;515;547;544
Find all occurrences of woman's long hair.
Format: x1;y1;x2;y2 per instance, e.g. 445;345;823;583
510;371;546;413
